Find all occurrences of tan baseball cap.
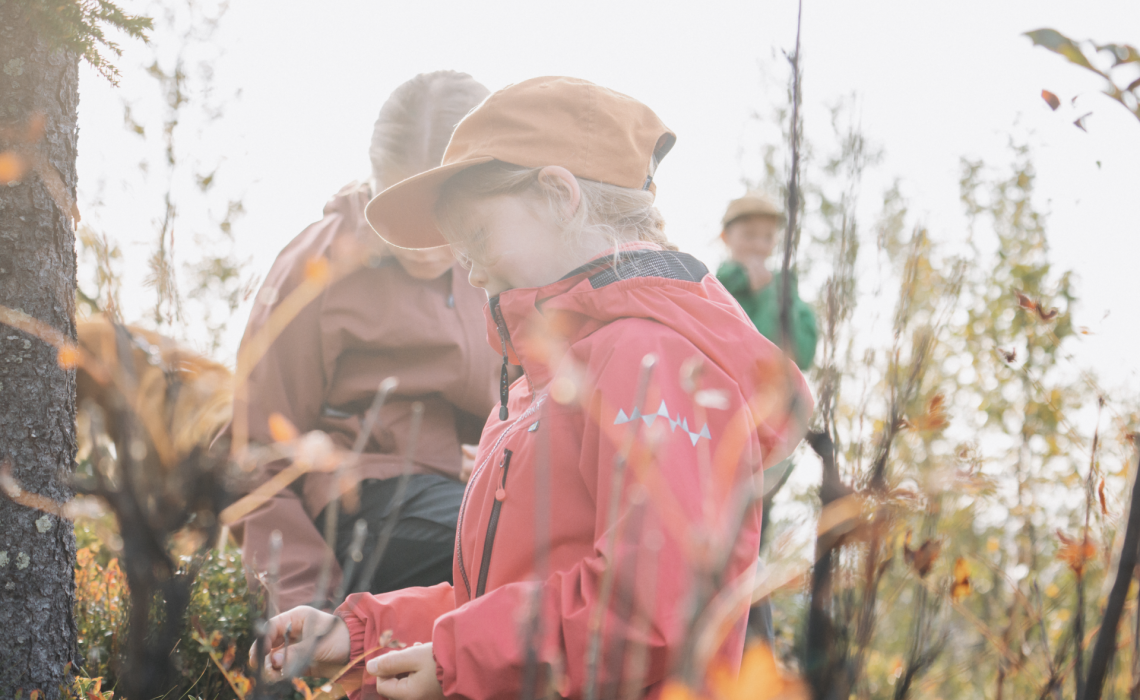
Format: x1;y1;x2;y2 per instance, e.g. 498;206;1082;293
721;191;786;228
364;76;676;249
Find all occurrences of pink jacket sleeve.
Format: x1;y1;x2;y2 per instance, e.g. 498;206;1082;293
336;584;457;700
431;334;770;700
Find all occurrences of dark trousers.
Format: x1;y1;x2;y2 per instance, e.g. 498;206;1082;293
313;474;464;595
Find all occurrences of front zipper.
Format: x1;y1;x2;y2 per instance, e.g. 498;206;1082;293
455;398;545;599
475;448;513;598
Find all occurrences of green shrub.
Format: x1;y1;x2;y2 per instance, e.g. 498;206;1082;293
74;520;263;699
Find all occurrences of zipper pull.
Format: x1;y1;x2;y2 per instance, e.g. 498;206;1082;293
495;449;512;501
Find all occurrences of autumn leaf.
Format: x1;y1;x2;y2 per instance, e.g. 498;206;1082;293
292;677;315;700
222;641;237;669
1014;289;1036;311
1013;289;1059;322
268;412;299;443
1057;530;1097;576
910;394;949;432
1041;90;1061;110
1098;478;1108;516
903;532;942;578
951;557;971;602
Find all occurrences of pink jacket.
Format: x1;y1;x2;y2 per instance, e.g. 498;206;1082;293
337;243;812;699
234;182;500;610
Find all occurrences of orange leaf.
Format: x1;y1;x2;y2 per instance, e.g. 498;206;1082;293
911;394;949;432
1014;289;1037;311
1098;478;1108;516
951;557;971;602
0;151;27;184
1041;89;1061;110
57;344;79;370
304;256;330;284
222;641;237;669
267;412;299;443
292;677;314;700
1057;530;1096;576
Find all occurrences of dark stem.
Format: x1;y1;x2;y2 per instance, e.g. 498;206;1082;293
778;0;804;360
1083;444;1140;700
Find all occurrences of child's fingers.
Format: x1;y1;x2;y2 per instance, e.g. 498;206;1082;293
367;646;421;678
375;674;413;700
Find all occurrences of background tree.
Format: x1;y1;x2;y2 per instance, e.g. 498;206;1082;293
0;1;147;696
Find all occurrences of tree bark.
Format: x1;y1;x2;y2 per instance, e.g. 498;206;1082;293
0;3;81;698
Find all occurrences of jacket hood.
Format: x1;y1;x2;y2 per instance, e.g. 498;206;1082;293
485;243;788;401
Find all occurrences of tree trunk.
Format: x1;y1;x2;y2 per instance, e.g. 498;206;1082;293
0;3;81;698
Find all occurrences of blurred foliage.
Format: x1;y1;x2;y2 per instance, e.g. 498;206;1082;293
76;0;257;355
749;51;1139;697
74;518;262;700
5;0;152;84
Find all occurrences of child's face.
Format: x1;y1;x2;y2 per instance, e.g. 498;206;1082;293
722;215;780;263
455;194;578;298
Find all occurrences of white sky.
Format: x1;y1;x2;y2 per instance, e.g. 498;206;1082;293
76;0;1140;398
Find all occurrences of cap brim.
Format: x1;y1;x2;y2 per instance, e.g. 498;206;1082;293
364;156;495;250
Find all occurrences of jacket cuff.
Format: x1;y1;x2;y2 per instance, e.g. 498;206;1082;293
431;618;457;697
335;593;378;700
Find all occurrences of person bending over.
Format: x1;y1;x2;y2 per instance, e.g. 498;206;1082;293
232;71;500;613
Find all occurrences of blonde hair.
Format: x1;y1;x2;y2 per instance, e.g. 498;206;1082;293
434;161;676;267
369;71;489;189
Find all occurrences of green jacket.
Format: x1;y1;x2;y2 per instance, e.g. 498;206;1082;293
716;261;818;370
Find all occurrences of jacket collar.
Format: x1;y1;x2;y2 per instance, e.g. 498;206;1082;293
483;243;710;401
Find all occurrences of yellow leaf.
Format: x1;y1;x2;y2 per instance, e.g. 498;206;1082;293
951;557;971;602
986;537;1001;554
1046;584;1060;597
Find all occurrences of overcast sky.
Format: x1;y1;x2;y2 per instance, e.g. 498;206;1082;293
75;0;1140;397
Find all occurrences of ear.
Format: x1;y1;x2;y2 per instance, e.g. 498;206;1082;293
537;166;581;219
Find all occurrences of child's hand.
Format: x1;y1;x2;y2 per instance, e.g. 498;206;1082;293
744;256;773;292
367;642;445;700
249;605;350;680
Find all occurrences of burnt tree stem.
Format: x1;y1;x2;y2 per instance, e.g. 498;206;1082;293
0;3;81;698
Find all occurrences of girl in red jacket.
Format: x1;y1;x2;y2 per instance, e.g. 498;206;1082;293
252;77;812;700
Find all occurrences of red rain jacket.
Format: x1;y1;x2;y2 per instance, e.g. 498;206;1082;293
337;243;812;700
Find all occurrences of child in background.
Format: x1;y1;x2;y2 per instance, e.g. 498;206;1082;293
717;191;818;644
716;192;818;371
251;77;812;700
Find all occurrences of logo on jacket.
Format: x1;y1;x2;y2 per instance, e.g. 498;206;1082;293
614;400;711;446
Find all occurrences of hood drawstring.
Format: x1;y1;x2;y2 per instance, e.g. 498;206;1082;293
490;297;510;421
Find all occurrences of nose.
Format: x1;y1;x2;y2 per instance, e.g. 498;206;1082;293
468;263;487;290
